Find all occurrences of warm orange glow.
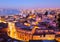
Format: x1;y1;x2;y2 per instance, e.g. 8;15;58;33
33;36;41;40
56;32;60;34
0;8;60;42
0;17;2;22
28;14;36;19
7;22;56;41
45;35;55;40
0;20;2;22
24;23;30;26
28;16;32;19
8;22;18;39
34;26;39;28
31;26;39;34
56;37;60;42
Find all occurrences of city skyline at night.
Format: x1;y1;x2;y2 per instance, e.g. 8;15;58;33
0;0;60;42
